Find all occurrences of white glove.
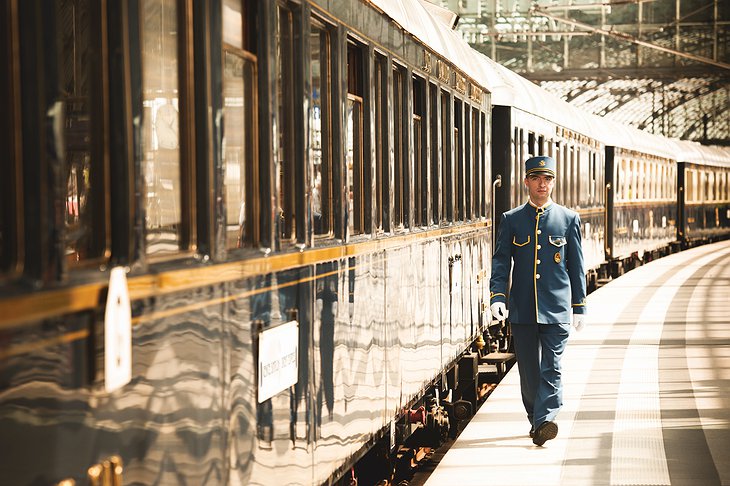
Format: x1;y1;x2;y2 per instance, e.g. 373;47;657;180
572;314;586;332
490;302;508;322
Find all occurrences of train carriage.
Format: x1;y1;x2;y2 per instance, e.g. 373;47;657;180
601;122;680;273
0;0;498;485
677;141;730;245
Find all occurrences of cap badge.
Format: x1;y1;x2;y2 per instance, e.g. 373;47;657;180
554;252;561;264
539;161;546;167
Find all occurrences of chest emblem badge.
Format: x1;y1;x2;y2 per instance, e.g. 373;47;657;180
554;252;561;264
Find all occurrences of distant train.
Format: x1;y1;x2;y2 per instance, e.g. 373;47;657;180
0;1;728;486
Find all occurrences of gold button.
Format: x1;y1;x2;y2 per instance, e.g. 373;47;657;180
536;274;541;279
537;259;541;265
537;230;542;235
537;245;541;250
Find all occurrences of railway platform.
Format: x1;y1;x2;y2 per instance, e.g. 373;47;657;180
422;240;730;486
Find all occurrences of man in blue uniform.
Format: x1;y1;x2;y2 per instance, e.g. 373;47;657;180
490;155;587;446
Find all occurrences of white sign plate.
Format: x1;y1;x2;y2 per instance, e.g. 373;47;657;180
104;267;132;393
451;258;462;295
258;320;299;403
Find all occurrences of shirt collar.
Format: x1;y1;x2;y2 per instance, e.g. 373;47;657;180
528;198;553;211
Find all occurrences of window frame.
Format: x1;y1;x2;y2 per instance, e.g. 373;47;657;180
412;74;427;227
0;0;23;277
140;0;197;259
453;98;463;221
441;89;452;223
392;62;408;230
275;1;296;247
429;83;439;225
311;16;335;239
346;38;369;237
373;51;388;234
471;106;480;219
55;0;112;270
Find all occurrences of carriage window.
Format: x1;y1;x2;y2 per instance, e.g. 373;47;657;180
625;159;631;201
463;103;471;219
393;65;407;228
514;128;527;204
705;169;715;201
471;107;480;218
514;128;522;205
661;164;667;200
559;144;567;205
429;84;439;224
565;145;572;206
528;132;536;158
585;150;593;205
694;169;705;202
570;146;577;206
569;145;576;205
441;90;452;223
347;40;368;236
652;162;659;200
666;164;671;201
276;4;295;245
311;19;333;237
58;0;108;266
647;162;652;200
694;170;706;202
619;159;626;201
412;75;426;227
591;152;597;204
637;160;644;200
142;0;187;255
481;111;488;217
454;99;463;221
685;170;697;202
1;1;20;274
374;54;387;232
579;148;589;207
222;0;258;249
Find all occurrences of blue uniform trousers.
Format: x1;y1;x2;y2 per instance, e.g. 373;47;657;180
511;322;571;428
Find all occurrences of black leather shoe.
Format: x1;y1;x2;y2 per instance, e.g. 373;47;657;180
529;426;534;438
532;421;558;446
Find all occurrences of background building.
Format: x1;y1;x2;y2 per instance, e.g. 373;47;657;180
436;0;730;144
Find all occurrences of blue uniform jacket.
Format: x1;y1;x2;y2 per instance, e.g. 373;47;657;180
490;200;587;324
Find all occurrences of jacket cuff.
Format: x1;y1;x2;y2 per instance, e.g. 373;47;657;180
490;292;506;304
571;303;587;314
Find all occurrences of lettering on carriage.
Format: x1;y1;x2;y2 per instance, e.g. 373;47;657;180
422;50;432;73
437;60;450;83
453;72;467;94
258;320;299;403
